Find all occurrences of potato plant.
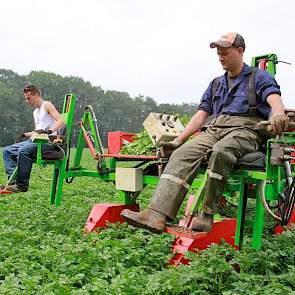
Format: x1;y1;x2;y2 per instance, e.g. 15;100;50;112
0;149;294;294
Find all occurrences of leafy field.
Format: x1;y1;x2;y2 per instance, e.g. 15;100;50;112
0;149;294;294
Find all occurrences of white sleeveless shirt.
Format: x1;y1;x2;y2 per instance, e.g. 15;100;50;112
33;101;56;134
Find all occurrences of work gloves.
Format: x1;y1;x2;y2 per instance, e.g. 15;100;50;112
159;138;182;149
158;138;182;157
35;129;53;135
270;114;289;135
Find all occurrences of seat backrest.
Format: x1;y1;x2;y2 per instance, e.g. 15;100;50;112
60;94;76;144
38;94;76;162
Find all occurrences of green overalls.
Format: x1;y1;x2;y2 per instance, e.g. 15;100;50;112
149;115;262;219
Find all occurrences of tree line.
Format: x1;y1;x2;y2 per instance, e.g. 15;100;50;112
0;69;198;147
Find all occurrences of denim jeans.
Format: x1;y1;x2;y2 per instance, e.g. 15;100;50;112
2;140;56;188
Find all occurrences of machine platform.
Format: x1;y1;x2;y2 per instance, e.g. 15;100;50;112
165;218;237;266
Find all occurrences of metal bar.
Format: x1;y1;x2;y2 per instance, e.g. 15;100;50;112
99;153;158;160
80;121;98;159
118;191;136;205
74;113;88;168
252;186;265;250
3;167;18;190
36;143;42;166
235;178;249;249
143;175;160;185
284;160;293;187
64;170;103;178
85;105;104;154
50;168;59;205
188;170;208;216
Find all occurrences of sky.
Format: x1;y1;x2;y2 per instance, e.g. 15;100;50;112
0;0;294;107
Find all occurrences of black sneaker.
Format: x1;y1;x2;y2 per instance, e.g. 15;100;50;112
0;182;16;189
4;184;28;193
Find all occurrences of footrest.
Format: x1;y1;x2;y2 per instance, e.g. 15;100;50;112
0;190;14;195
84;203;140;233
165;224;206;239
166;218;237;266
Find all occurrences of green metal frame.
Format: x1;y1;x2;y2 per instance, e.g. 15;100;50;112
31;93;77;206
251;53;277;77
74;109;103;168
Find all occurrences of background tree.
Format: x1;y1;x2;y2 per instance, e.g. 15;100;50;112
0;69;198;147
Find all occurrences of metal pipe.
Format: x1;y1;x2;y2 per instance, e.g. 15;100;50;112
85;105;104;154
80;122;98;159
284;161;293;187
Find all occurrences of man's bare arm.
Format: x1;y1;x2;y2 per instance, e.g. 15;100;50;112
267;93;289;135
45;102;65;132
178;110;209;143
267;93;285;115
24;131;34;138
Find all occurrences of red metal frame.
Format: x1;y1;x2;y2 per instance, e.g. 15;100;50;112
108;131;136;154
274;208;295;234
166;218;237;266
80;121;99;159
0;190;13;195
99;153;158;160
258;58;267;70
66;95;71;113
84;203;140;233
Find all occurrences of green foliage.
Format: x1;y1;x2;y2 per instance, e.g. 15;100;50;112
120;114;191;155
120;130;155;155
0;151;294;294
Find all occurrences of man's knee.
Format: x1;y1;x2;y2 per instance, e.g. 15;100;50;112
18;144;35;157
209;150;237;169
169;145;184;160
211;144;237;164
3;146;8;155
3;145;13;156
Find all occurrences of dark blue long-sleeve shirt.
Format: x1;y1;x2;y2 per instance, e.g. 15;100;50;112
198;63;281;119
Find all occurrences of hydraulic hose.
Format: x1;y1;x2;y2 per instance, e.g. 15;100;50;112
259;180;282;222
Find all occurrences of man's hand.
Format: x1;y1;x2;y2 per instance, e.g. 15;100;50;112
270;114;289;135
158;138;182;157
159;138;182;150
14;133;26;143
35;129;53;135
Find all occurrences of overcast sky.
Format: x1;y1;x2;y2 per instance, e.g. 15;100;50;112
0;0;294;107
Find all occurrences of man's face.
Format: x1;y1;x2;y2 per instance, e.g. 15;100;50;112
24;92;39;107
217;46;243;72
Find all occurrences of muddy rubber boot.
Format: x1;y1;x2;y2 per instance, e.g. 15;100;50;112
121;208;167;234
191;212;214;232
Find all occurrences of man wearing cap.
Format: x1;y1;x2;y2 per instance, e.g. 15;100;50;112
121;32;289;233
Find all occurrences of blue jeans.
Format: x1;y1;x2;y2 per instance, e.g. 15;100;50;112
2;140;56;188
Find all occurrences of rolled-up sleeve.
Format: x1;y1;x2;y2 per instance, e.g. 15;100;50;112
256;70;281;102
197;81;213;114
